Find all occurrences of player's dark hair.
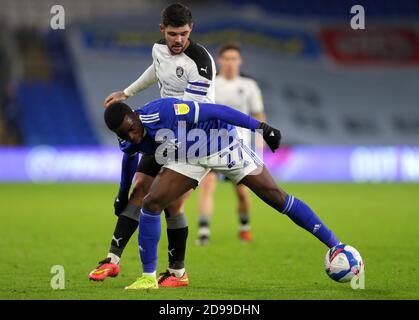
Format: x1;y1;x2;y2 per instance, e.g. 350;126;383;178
104;102;134;131
218;42;241;57
161;3;192;27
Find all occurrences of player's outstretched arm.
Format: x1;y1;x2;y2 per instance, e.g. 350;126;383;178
103;64;157;108
197;102;259;129
114;152;139;216
196;102;281;152
104;91;129;109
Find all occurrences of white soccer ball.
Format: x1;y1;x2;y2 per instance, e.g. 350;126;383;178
324;244;364;282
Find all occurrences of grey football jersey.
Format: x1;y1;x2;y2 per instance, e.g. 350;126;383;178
152;39;216;103
214;75;264;115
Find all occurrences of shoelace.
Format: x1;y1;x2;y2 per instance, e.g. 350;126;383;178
97;258;112;268
158;270;175;284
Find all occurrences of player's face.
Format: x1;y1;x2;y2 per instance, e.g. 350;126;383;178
115;114;143;144
160;24;192;55
217;49;242;77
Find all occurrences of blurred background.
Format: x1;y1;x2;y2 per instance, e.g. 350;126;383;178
0;0;418;183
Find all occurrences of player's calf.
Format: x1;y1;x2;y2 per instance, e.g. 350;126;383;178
165;207;189;277
279;194;340;248
241;166;340;248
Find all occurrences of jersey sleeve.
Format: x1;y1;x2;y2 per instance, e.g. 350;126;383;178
171;100;198;124
123;64;157;97
183;67;214;103
116;138;139;196
118;138;139;156
196;102;260;130
182;44;215;103
171;100;260;130
247;79;264;114
118;152;139;196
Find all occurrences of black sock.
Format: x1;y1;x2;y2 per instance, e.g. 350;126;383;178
109;215;138;257
239;214;249;226
167;226;188;269
198;215;210;228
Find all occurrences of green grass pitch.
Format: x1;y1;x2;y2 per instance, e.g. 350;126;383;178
1;182;418;300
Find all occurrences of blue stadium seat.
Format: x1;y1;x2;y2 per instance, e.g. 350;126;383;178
17;32;98;146
226;0;419;18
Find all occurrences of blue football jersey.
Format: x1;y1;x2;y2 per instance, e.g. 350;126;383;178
119;97;238;157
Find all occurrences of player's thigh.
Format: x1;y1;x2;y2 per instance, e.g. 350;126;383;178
143;168;198;212
199;171;218;194
128;154;162;206
128;173;154;206
165;190;193;217
163;161;211;214
239;166;287;211
214;142;281;208
133;172;154;196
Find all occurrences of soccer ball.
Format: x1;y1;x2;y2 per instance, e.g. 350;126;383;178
324;244;364;282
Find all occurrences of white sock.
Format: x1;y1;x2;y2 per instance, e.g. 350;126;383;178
143;271;156;278
168;267;185;278
239;224;251;232
107;252;120;265
198;227;210;237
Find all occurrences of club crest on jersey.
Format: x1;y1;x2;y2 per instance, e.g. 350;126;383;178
176;66;184;78
174;103;190;115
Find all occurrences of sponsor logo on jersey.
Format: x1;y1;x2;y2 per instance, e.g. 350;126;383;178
176;66;184;78
174;103;190;115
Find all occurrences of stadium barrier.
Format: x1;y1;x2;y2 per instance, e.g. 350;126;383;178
0;146;418;182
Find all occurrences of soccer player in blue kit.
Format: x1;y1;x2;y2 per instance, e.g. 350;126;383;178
104;97;341;289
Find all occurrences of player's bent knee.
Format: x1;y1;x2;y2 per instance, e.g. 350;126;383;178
130;173;150;196
129;184;147;207
131;184;146;197
166;200;184;217
142;193;165;213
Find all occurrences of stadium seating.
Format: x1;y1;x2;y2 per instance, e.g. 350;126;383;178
0;0;156;29
2;0;417;30
2;0;418;146
227;0;419;18
16;31;98;145
17;81;97;145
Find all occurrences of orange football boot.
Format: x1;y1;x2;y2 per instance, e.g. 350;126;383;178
89;258;120;281
158;270;189;287
239;230;253;242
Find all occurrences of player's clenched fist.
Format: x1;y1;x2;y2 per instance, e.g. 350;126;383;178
257;122;282;152
104;91;129;108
